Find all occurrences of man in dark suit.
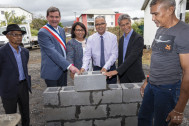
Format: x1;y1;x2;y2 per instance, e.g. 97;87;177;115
0;24;31;126
105;14;145;83
38;7;80;87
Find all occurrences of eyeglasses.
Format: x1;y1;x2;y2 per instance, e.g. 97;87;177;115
75;29;85;32
8;33;23;37
95;23;106;26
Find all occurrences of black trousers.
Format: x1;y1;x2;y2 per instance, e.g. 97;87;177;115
1;80;30;126
93;63;117;84
45;70;67;87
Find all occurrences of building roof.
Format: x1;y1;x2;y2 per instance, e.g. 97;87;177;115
0;5;33;14
141;0;150;10
82;9;115;15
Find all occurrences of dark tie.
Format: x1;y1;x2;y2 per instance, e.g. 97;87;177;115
100;36;105;67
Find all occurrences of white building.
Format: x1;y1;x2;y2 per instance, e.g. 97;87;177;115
0;5;33;25
141;0;188;47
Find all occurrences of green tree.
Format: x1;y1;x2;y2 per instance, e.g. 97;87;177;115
30;16;47;30
106;19;144;40
31;28;38;36
4;11;26;24
185;12;189;24
30;16;64;31
132;19;144;36
0;21;6;27
58;22;63;28
108;26;123;41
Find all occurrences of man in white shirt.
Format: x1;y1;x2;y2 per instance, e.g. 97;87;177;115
81;16;118;84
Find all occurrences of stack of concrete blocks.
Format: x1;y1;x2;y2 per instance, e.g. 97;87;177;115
43;71;143;126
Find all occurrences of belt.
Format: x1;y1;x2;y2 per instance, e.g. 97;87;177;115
19;79;26;83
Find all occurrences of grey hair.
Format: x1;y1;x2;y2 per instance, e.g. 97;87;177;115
150;0;176;8
95;16;106;22
46;6;61;17
117;14;131;26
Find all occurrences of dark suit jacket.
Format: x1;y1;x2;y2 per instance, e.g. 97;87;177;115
0;43;31;98
117;31;145;83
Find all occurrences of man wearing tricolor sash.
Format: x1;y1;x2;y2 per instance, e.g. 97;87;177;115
38;7;80;87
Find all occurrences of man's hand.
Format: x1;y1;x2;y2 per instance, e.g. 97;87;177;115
166;110;184;126
101;68;107;73
104;70;118;79
70;72;75;79
69;65;80;74
140;80;148;97
80;68;85;74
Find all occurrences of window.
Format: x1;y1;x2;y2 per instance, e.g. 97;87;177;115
111;22;113;26
1;11;4;15
21;27;27;33
11;10;15;14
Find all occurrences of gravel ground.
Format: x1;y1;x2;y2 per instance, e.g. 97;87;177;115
0;48;188;126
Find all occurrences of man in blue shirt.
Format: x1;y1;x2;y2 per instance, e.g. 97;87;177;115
105;14;145;83
0;24;31;126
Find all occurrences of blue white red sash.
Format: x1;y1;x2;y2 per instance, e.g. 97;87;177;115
42;24;66;52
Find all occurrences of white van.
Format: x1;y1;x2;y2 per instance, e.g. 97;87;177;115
0;24;38;48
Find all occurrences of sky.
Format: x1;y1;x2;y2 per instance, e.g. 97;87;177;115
1;0;145;21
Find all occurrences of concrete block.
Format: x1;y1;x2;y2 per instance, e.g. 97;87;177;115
64;120;92;126
60;86;90;106
93;84;122;104
187;101;189;106
125;116;138;126
137;83;143;87
121;83;142;103
44;107;76;121
46;121;61;126
94;118;122;126
74;71;106;91
79;105;107;119
180;117;189;126
43;87;60;106
109;103;137;117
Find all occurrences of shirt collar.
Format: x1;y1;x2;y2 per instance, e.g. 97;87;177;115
97;31;106;38
8;43;21;53
55;26;59;31
124;29;133;38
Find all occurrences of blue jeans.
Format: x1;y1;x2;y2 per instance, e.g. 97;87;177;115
138;81;181;126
